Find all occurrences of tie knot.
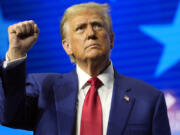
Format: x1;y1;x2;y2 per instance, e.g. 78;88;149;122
87;77;102;89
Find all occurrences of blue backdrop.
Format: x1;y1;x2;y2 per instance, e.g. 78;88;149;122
0;0;180;134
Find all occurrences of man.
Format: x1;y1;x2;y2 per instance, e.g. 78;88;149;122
0;2;171;135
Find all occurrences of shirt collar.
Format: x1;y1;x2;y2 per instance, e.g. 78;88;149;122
76;62;114;90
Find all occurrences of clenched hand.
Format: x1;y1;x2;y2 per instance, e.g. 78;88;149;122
7;20;39;60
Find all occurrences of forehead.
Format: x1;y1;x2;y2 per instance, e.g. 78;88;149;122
68;10;105;25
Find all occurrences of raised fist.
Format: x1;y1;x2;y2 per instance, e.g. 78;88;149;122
7;20;39;60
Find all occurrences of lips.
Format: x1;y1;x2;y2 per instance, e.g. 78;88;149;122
86;43;100;49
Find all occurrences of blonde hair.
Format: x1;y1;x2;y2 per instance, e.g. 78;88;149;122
60;2;114;62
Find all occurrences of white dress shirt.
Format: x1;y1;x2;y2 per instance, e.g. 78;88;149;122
3;55;114;135
76;64;114;135
3;53;27;68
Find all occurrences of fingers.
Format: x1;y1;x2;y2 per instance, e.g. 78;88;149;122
33;23;39;36
8;20;39;37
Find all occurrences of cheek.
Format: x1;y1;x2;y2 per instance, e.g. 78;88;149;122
101;33;111;48
99;30;110;40
70;39;84;55
71;34;86;44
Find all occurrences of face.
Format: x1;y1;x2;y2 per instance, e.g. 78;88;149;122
62;10;114;63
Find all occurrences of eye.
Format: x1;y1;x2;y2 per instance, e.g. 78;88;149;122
93;22;103;30
76;25;85;32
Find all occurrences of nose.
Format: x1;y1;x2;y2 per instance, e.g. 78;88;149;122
87;25;97;40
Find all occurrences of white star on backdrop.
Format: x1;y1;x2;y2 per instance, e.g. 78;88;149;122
140;4;180;77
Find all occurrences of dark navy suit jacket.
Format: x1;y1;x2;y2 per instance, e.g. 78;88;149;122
0;61;171;135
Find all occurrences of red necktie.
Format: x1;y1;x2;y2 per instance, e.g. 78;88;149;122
80;77;103;135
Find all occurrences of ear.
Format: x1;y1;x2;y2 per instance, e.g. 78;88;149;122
110;32;114;49
62;39;73;55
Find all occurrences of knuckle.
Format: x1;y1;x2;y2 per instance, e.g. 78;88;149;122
15;25;19;29
21;23;26;28
29;20;34;24
16;23;22;28
17;22;23;26
30;23;35;29
12;24;17;29
34;24;37;28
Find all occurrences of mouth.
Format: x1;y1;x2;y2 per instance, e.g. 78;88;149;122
85;43;100;49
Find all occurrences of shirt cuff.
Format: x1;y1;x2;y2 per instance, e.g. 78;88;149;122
3;53;27;69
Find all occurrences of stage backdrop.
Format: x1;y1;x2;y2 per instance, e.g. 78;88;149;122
0;0;180;134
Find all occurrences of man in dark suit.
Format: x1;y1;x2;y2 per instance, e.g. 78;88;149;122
0;2;171;135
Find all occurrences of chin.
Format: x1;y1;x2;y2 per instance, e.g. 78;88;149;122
87;53;107;61
87;51;101;57
84;48;109;60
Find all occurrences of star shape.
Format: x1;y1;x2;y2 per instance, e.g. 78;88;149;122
140;4;180;77
0;7;14;60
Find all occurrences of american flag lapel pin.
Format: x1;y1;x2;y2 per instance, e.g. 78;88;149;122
124;96;130;102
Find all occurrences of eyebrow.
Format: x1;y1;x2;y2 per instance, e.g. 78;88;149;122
75;19;103;27
75;22;86;28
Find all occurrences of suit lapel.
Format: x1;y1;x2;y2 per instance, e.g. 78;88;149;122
107;70;135;135
53;69;78;135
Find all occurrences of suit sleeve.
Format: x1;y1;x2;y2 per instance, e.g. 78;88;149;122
0;60;38;131
0;61;6;123
152;92;171;135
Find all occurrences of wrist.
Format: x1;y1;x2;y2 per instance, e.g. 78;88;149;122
7;48;26;61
